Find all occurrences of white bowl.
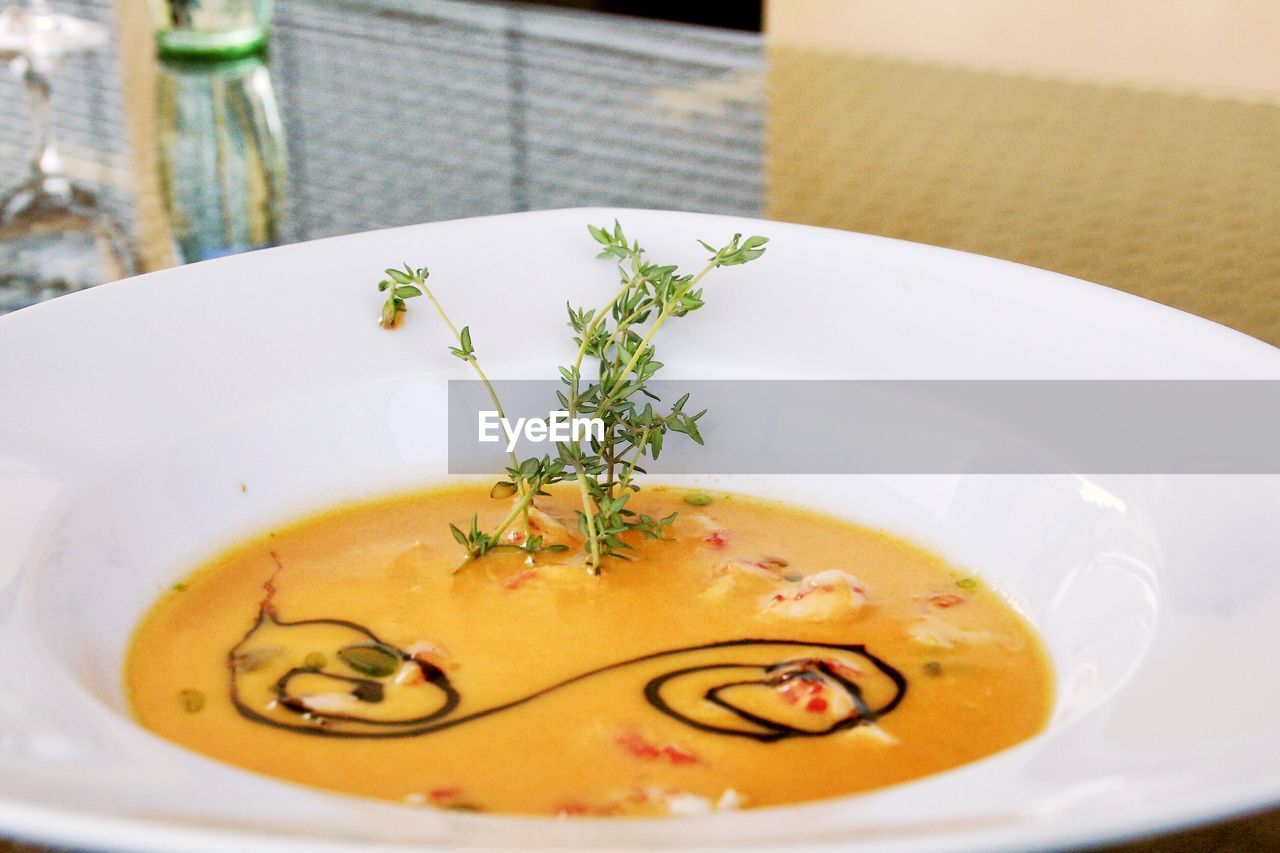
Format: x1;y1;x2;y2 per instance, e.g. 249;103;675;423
1;208;1278;851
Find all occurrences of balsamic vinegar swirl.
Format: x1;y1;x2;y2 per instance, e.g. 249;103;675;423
229;606;908;742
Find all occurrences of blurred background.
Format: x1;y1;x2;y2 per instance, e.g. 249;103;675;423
0;0;1276;346
2;0;1280;345
0;0;1277;849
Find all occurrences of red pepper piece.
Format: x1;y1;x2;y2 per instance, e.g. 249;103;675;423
428;786;461;803
504;568;538;590
617;730;661;759
662;744;699;765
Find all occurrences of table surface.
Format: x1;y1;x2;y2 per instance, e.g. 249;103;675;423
1;0;1278;849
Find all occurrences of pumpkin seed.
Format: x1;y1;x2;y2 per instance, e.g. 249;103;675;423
180;688;205;713
233;646;283;672
352;681;384;703
489;481;518;499
338;642;400;677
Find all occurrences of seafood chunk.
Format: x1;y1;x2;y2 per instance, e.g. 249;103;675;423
760;570;867;621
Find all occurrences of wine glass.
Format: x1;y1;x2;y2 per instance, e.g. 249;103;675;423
0;0;138;313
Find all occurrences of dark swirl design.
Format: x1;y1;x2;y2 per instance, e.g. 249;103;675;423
645;654;902;742
230;609;907;741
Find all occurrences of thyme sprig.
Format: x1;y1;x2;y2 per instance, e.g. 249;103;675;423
379;264;529;510
448;456;571;562
559;223;766;570
374;223;766;573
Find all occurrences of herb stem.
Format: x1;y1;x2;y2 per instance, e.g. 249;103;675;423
570;286;628;385
600;303;647;358
418;280;526;507
599;260;716;415
564;276;637;571
566;254;716;565
617;423;653;493
574;462;602;573
488;490;536;546
452;489;537;573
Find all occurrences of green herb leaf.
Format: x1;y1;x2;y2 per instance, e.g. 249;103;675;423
449;523;469;546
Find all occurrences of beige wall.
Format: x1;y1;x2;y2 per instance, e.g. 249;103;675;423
763;1;1280;345
766;0;1280;98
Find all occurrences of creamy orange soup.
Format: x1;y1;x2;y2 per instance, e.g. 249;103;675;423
127;485;1051;816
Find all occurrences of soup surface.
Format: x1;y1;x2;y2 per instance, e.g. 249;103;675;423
128;485;1051;816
